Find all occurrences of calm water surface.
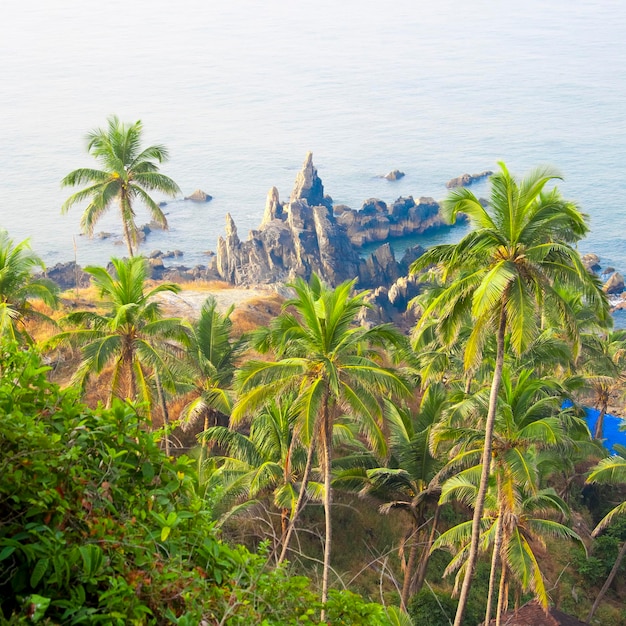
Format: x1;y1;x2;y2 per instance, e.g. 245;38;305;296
1;0;625;275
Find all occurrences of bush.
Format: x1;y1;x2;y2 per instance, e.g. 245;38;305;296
0;341;400;624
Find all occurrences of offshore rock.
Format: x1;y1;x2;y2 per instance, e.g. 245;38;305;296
383;170;405;181
185;189;212;202
582;253;601;272
446;170;493;188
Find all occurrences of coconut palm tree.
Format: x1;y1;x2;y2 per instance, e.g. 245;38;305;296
177;296;245;437
201;398;323;551
61;115;181;257
436;469;580;626
0;230;58;343
579;329;626;440
410;162;608;626
231;273;411;618
586;444;626;621
359;385;446;610
53;256;184;412
434;366;586;622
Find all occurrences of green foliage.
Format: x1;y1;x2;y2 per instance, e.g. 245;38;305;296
408;587;482;626
0;340;396;623
574;535;623;585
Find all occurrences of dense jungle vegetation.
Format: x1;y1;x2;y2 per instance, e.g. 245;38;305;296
3;119;626;624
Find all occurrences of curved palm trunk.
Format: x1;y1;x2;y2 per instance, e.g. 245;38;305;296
400;516;420;611
587;539;626;622
413;504;441;597
277;436;316;564
454;307;506;626
320;402;333;623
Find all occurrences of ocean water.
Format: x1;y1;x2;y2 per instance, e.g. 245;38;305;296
1;0;626;278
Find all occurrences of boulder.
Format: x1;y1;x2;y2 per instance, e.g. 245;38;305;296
603;272;625;295
384;170;405;181
185;189;212;202
582;253;601;272
446;170;493;188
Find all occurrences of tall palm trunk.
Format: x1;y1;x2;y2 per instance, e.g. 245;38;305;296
401;516;420;611
155;371;170;456
120;193;135;257
495;561;508;626
454;307;506;626
413;504;441;596
278;434;316;564
593;391;609;440
587;539;626;622
485;510;504;625
320;401;333;623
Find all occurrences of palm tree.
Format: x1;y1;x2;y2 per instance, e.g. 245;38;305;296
178;296;245;438
579;329;626;440
61;115;181;257
410;162;608;626
586;444;626;621
359;386;446;611
0;229;58;343
231;273;411;618
433;366;584;624
201;398;323;549
53;256;184;411
436;471;580;626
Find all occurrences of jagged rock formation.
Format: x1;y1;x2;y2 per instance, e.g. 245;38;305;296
446;170;493;188
213;153;438;290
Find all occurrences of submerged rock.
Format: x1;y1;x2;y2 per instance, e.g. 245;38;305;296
446;170;493;188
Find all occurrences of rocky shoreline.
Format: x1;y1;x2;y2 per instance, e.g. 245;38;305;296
42;155;626;328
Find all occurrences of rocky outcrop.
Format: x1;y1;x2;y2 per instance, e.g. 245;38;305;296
185;189;212;202
213;154;434;291
44;262;91;290
446;170;493;188
336;196;444;246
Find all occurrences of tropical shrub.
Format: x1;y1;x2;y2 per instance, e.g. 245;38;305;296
0;340;395;624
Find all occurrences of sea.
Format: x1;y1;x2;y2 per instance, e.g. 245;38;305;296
2;0;626;317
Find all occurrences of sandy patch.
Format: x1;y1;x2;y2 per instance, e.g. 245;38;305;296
155;285;281;319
